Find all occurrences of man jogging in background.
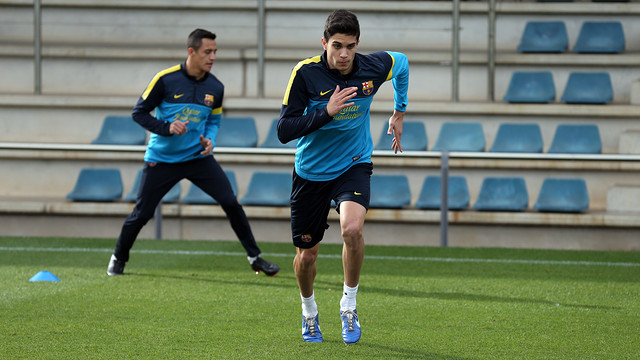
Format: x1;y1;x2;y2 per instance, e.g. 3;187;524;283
107;28;279;278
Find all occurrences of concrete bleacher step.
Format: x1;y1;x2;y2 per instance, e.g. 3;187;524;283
607;184;640;213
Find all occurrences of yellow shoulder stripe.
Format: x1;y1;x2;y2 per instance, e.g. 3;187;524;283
385;52;395;82
282;56;322;106
141;64;182;100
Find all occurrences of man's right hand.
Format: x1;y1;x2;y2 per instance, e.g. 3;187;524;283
170;120;189;136
326;86;359;117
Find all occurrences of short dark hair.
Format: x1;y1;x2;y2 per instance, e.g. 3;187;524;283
323;9;360;42
188;28;217;50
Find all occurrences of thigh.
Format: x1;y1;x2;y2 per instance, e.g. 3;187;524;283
332;162;373;213
135;161;184;218
290;169;333;249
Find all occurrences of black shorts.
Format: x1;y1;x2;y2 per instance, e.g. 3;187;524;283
290;162;373;249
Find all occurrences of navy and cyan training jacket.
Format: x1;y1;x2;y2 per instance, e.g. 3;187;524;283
132;62;224;163
278;51;409;181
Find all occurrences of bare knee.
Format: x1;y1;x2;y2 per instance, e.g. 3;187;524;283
296;248;318;268
341;221;363;246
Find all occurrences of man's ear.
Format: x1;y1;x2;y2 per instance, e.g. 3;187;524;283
187;47;195;56
321;38;327;51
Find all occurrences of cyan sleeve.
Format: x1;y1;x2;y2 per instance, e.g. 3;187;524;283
386;51;409;112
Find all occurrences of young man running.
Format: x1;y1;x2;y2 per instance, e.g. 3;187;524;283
107;28;279;277
278;10;409;344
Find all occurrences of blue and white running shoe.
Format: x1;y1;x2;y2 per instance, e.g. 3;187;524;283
302;314;323;343
340;309;361;344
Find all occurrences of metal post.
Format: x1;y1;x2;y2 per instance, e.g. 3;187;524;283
34;0;42;94
451;0;460;102
154;204;162;239
488;0;496;102
257;0;266;98
440;151;449;247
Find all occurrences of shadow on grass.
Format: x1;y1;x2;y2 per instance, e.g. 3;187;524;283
125;273;618;311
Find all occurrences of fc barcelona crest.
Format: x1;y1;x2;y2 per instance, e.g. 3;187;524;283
204;94;214;107
362;81;374;96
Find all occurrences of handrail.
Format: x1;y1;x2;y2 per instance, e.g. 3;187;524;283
2;142;640;162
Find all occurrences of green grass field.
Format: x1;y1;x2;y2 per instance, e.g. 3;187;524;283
1;236;639;359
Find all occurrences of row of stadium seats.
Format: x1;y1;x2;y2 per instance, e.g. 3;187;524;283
503;71;613;104
93;116;603;154
66;168;590;213
518;21;625;53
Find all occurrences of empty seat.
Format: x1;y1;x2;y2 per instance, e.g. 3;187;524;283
548;124;602;154
473;177;529;211
260;119;297;148
67;168;123;202
92;116;147;145
216;117;258;147
123;169;181;203
518;21;568;53
432;122;485;152
503;71;556;103
534;178;589;213
182;171;238;204
369;174;411;209
240;172;292;206
374;121;427;151
415;175;469;210
490;123;543;153
573;21;625;54
561;72;613;104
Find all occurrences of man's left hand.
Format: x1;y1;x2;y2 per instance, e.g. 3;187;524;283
198;135;213;156
387;110;405;154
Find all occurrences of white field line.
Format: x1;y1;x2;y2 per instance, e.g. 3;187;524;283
1;246;639;267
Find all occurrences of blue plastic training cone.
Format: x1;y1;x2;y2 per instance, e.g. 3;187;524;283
29;271;60;282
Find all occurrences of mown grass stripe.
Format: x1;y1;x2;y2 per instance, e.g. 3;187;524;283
1;246;639;267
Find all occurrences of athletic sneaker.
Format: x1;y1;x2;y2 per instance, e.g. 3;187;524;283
302;314;323;343
251;257;280;276
340;309;361;344
107;254;125;276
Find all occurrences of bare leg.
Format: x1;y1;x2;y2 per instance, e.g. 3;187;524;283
340;201;366;287
294;243;320;298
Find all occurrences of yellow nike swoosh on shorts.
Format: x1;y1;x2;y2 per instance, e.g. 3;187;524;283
320;89;333;96
354;192;362;196
174;94;184;99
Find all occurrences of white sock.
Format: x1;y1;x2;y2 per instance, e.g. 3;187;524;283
340;283;358;311
247;256;258;264
301;292;318;318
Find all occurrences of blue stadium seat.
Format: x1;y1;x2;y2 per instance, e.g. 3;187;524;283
415;175;469;210
66;168;123;202
547;124;602;154
503;71;556;103
534;178;589;213
260;119;297;148
369;174;411;209
490;123;543;153
374;121;427;151
216;117;258;147
517;21;568;53
92;116;147;145
240;172;292;206
473;177;529;211
561;72;613;104
182;171;238;204
432;122;485;152
123;169;181;203
573;21;625;53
